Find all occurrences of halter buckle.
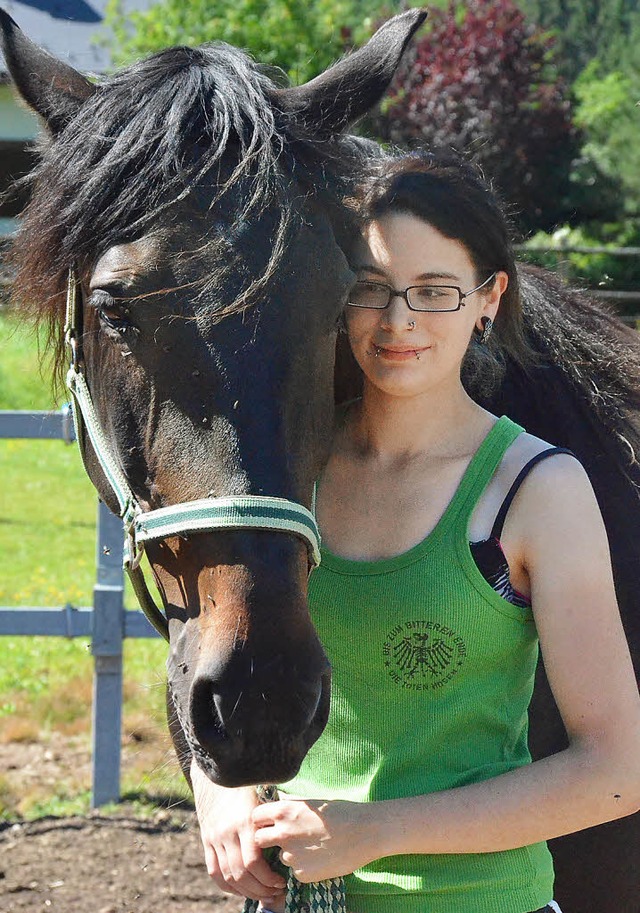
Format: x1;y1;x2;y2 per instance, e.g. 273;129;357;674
66;332;81;372
124;515;145;571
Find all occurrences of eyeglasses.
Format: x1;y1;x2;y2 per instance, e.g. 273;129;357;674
347;272;497;313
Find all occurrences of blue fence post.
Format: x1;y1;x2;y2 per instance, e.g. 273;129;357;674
90;501;125;807
1;407;161;806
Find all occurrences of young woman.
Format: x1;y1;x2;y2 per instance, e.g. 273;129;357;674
190;153;640;913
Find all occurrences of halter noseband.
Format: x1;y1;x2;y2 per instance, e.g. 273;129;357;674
64;269;321;641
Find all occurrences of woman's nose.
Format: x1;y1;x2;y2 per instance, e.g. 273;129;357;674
380;293;412;330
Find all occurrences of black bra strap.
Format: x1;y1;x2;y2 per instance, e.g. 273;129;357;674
491;447;577;540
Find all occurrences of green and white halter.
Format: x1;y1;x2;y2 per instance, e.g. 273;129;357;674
63;269;321;640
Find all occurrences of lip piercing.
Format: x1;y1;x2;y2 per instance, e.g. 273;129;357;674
407;320;416;330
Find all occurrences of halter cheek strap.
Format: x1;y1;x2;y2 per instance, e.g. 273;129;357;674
64;269;321;641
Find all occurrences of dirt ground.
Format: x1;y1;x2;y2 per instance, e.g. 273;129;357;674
0;739;243;913
0;809;242;913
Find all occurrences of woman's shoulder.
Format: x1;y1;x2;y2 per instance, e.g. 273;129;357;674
502;428;585;484
500;428;598;538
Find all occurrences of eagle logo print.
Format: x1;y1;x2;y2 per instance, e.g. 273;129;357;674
383;620;467;691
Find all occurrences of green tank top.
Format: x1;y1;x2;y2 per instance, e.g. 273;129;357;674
281;416;554;913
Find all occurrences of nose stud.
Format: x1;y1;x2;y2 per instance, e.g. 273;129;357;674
407;320;416;331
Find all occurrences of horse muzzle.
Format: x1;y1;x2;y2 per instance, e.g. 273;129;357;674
165;575;331;787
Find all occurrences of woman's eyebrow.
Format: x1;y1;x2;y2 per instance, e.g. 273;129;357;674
414;271;461;282
354;264;463;283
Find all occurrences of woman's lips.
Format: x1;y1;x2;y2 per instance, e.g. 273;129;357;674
374;345;430;361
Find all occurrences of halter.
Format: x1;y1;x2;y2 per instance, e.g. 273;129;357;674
64;269;321;641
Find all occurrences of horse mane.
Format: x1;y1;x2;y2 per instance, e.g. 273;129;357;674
8;42;365;386
518;265;640;422
487;262;640;515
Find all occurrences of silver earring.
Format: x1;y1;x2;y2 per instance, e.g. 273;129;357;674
477;317;493;345
407;320;416;331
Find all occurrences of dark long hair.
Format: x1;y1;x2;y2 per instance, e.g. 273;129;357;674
9;42;365;387
352;150;529;394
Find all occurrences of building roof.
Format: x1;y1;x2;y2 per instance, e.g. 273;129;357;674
0;0;155;77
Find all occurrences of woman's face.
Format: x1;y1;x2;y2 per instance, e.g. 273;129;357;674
346;211;507;400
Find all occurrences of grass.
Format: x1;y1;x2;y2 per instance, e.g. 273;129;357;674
0;310;188;818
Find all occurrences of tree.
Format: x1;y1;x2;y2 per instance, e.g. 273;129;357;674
370;0;580;233
519;0;640;216
104;0;382;83
517;0;640;82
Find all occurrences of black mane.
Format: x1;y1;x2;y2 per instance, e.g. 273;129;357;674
9;42;364;380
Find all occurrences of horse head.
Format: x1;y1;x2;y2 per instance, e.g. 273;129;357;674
0;8;426;786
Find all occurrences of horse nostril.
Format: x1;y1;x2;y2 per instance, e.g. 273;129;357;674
190;675;230;746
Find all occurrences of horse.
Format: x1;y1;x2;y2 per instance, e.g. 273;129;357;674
2;9;639;913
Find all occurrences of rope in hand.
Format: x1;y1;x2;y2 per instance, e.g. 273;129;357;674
241;787;347;913
242;870;347;913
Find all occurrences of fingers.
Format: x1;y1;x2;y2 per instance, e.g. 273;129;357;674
253;800;307;850
200;821;286;901
190;768;286;901
208;836;286;900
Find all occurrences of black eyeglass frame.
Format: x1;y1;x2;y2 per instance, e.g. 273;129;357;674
347;271;498;313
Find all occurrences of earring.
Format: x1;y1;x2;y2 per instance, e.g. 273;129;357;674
476;316;493;345
407;320;416;331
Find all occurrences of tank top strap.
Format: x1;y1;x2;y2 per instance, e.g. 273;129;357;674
447;415;525;536
490;446;577;539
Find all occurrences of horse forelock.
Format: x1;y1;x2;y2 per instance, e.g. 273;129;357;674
8;41;363;389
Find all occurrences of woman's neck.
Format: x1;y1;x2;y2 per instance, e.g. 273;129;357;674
349;381;491;464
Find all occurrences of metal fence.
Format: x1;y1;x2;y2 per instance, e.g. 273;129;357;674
516;242;640;327
0;408;160;807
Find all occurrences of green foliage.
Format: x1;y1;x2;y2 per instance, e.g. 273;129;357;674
370;0;579;233
516;2;640;218
521;220;640;313
517;0;640;81
13;791;93;821
104;0;386;82
573;60;640;212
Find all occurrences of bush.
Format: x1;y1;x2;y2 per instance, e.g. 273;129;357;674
369;0;580;234
573;60;640;215
104;0;380;83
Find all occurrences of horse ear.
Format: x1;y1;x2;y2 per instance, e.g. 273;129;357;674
0;8;96;135
274;9;427;133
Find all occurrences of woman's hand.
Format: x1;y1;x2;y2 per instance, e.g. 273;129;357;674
253;798;377;884
191;759;287;906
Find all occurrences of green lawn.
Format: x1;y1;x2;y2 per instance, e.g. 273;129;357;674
1;311;96;607
0;311;183;817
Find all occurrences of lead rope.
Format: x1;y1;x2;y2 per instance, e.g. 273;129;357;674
241;787;347;913
242;872;347;913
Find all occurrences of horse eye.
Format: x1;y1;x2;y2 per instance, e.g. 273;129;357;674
90;291;132;333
